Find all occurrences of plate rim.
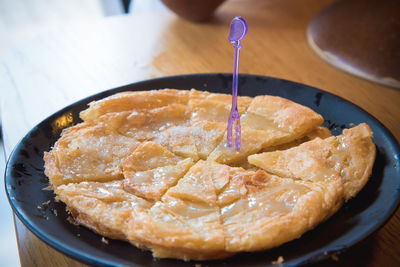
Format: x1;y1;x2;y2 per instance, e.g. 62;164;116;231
5;73;400;266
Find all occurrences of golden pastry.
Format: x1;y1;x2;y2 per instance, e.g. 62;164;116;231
44;123;140;186
55;180;152;240
122;141;194;201
208;95;324;165
44;89;376;261
248;123;375;200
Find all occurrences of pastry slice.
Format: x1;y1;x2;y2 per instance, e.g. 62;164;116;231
189;98;234;123
208;95;324;165
122;142;194;201
154;125;198;160
248;123;375;200
167;160;247;206
44;123;140;186
189;93;252;123
154;120;226;160
242;95;324;144
219;170;343;252
243;95;324;135
261;126;332;153
168;160;343;253
93;103;191;140
239;95;324;145
55;181;152;240
326;123;376;199
126;161;231;260
80;89;189;123
208;128;275;165
166;160;219;204
192;121;227;159
126;199;231;261
249;137;338;182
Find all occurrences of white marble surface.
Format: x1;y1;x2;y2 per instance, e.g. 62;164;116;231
0;1;168;265
0;1;111;266
0;136;19;267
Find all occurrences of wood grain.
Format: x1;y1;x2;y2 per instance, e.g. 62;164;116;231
1;0;399;266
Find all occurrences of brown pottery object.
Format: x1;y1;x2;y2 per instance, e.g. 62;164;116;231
161;0;226;22
307;0;400;88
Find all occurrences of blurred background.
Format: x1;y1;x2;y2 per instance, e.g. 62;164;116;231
0;1;163;266
0;0;168;58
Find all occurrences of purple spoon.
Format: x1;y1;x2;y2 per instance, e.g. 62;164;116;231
227;16;247;151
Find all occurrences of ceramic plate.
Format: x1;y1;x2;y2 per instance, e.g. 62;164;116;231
5;74;400;266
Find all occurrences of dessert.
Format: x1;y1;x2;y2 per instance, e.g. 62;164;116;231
44;89;376;261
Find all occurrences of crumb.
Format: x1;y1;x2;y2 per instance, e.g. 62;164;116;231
67;216;79;226
272;256;284;264
37;205;42;210
77;234;80;237
331;254;339;261
42;185;53;191
42;200;51;206
101;237;109;245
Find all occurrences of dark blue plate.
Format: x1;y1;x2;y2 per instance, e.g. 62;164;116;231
5;74;400;266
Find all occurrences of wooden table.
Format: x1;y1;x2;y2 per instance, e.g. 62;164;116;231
1;0;399;266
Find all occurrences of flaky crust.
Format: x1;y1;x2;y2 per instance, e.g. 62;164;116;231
44;123;140;186
55;181;152;240
44;89;375;261
248;123;376;201
80;89;190;123
326;123;376;199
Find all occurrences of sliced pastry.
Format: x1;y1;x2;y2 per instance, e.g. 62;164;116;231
154;120;226;160
43;89;376;262
126;160;230;261
189;92;252;123
122;142;194;201
90;103;191;140
55;181;152;240
80;89;189;123
208;95;324;165
261;126;332;153
44;123;140;186
220;172;343;252
248;123;375;200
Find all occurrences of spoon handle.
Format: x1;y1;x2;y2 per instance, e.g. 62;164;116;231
227;16;247;151
232;41;242;107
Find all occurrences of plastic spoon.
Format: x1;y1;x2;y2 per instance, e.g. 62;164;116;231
227;16;247;151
